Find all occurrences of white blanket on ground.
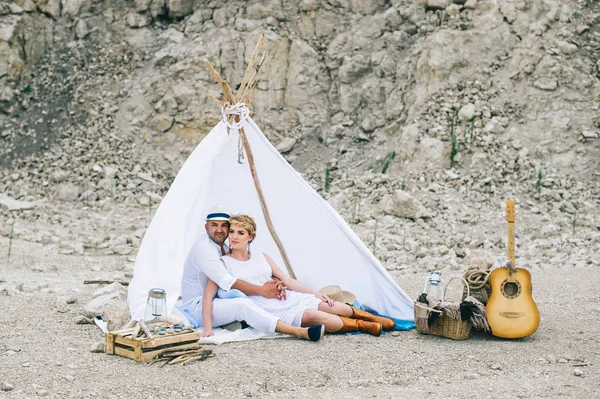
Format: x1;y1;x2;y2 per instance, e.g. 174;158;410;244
198;326;285;345
146;305;286;345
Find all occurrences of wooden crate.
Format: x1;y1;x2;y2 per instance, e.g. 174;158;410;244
105;327;201;362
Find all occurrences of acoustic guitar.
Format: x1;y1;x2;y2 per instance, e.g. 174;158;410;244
486;200;540;338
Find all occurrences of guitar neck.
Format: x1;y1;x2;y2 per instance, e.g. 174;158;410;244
506;200;516;269
508;221;516;268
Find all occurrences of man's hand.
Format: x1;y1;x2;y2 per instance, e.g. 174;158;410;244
261;279;287;300
261;280;282;299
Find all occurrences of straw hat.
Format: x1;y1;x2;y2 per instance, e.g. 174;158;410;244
319;285;356;304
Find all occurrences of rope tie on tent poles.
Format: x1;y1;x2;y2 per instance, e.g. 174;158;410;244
222;102;250;130
222;102;250;163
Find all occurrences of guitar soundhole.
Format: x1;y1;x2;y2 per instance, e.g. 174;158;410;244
501;280;522;299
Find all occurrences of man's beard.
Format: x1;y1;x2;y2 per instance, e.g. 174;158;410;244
211;233;226;245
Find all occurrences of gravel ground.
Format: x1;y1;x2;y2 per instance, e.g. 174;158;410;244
1;237;599;399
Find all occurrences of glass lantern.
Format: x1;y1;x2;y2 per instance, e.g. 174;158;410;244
144;288;167;324
423;271;445;301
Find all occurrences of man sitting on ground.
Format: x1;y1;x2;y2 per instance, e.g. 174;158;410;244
180;207;324;341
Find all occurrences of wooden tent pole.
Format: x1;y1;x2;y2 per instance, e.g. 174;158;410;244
236;34;266;102
240;51;267;108
203;40;297;279
238;130;297;279
203;60;236;104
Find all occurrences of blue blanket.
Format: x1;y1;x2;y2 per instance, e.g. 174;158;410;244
353;301;415;331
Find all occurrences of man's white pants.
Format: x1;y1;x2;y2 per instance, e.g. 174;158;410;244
191;298;279;333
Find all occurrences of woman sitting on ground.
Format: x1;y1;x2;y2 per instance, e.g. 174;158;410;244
201;214;396;339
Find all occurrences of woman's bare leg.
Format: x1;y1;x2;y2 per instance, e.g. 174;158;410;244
317;301;353;317
301;309;344;332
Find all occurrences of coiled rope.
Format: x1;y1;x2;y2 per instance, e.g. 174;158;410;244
462;266;491;303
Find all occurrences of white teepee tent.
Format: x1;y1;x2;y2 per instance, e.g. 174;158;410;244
127;35;415;324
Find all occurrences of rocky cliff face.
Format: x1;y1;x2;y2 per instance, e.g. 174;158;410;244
0;0;599;273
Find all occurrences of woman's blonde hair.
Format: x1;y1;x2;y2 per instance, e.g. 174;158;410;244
228;214;257;241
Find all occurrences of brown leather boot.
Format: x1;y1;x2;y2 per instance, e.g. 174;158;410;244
337;316;382;336
350;307;396;331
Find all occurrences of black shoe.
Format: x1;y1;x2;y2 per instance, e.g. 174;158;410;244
308;325;325;342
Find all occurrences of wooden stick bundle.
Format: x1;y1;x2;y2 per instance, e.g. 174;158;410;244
149;347;214;367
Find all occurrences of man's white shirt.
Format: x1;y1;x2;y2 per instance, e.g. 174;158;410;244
181;237;234;310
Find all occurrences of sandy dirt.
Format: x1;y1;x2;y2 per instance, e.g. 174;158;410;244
0;237;599;399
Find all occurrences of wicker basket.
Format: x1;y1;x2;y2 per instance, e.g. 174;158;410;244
414;277;472;340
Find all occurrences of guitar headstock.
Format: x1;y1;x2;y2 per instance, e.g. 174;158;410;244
506;200;516;222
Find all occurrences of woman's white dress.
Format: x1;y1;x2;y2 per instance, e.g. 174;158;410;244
220;253;321;327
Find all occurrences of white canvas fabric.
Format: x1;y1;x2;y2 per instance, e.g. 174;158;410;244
128;117;415;324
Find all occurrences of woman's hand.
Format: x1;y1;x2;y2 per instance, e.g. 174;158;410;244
315;293;335;307
273;278;287;300
201;328;214;338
